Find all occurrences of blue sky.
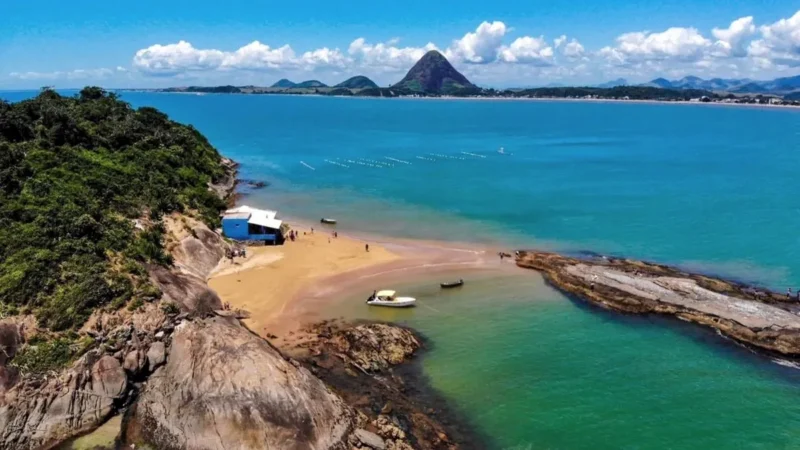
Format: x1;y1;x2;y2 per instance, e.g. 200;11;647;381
1;0;799;89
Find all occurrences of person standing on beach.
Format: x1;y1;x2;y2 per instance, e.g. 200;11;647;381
366;243;369;252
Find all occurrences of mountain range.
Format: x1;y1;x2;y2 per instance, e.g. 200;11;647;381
641;75;800;95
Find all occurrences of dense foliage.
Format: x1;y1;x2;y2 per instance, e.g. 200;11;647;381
0;87;227;330
513;86;718;100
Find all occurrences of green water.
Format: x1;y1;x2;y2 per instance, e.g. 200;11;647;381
327;272;800;449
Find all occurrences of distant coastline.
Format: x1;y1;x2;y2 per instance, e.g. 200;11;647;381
116;87;800;110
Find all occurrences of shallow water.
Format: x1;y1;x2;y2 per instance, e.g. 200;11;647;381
6;90;800;448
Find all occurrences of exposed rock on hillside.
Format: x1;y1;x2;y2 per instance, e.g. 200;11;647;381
516;251;800;357
121;316;355;449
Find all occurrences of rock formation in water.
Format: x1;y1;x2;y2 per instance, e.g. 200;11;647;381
292;321;477;450
516;251;800;357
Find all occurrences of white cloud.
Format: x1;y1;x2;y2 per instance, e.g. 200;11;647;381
498;36;554;65
300;47;348;69
554;35;567;49
600;28;713;66
133;40;225;75
748;10;800;67
348;38;437;71
220;41;297;70
446;21;508;64
712;16;756;57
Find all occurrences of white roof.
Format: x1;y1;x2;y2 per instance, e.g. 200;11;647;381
224;205;277;218
224;205;282;229
248;209;282;229
376;290;396;297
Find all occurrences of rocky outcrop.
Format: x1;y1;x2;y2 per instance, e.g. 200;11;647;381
0;352;127;450
517;251;800;358
296;321;472;450
121;316;355;449
0;304;183;450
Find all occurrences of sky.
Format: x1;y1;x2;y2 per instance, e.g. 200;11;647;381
1;0;799;89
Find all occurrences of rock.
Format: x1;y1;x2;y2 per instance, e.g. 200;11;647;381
123;349;146;374
353;428;386;450
0;353;128;449
373;416;406;440
154;331;164;339
121;317;355;449
146;342;166;371
380;402;393;415
516;251;800;358
330;324;420;372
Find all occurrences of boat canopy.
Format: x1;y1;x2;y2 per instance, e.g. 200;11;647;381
376;290;396;298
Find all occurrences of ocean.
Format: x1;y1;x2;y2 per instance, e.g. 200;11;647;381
5;90;800;448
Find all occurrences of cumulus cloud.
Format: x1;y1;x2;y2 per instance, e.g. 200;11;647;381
748;10;800;67
712;16;756;57
498;36;554;65
599;28;713;66
220;41;297;70
133;40;224;75
446;21;508;64
348;38;437;71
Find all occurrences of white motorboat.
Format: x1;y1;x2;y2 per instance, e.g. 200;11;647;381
366;290;416;308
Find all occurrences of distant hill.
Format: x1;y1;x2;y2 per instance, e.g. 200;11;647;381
645;78;674;89
271;79;296;88
597;78;628;88
392;50;475;94
335;76;379;89
295;80;328;88
642;75;800;95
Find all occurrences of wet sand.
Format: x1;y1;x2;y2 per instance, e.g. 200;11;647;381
208;222;516;339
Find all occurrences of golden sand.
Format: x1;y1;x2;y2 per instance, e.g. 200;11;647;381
208;225;398;336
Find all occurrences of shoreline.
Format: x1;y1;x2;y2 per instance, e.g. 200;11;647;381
115;88;800;111
208;218;516;339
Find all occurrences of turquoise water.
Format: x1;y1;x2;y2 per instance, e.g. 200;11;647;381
5;90;800;448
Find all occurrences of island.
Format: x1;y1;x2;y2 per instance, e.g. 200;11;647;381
0;88;473;450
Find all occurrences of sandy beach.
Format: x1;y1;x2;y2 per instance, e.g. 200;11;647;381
208;222;511;338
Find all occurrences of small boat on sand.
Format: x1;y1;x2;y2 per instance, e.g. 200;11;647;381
320;218;337;224
440;279;464;289
366;290;416;308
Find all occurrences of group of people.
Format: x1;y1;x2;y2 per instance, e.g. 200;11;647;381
787;288;800;301
227;247;246;260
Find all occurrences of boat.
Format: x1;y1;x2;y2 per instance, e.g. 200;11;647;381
366;290;416;308
320;218;337;224
498;147;505;154
440;279;464;289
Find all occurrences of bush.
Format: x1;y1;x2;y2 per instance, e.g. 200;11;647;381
0;88;228;330
11;338;75;375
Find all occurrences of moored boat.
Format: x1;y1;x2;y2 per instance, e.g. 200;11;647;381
320;218;337;224
366;290;416;308
440;279;464;289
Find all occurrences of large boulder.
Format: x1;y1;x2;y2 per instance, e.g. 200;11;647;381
0;353;127;450
122;316;355;449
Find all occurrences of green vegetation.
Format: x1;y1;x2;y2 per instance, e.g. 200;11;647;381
0;87;228;331
513;86;718;100
10;335;94;375
334;76;379;90
295;80;328;88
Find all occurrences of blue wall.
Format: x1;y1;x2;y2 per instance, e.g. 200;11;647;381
222;217;250;239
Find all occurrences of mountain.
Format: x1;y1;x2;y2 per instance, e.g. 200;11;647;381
645;78;674;88
271;79;296;88
597;78;628;88
642;75;800;94
295;80;328;88
392;50;476;94
335;75;379;89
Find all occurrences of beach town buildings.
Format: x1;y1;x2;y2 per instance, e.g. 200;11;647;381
221;205;284;243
